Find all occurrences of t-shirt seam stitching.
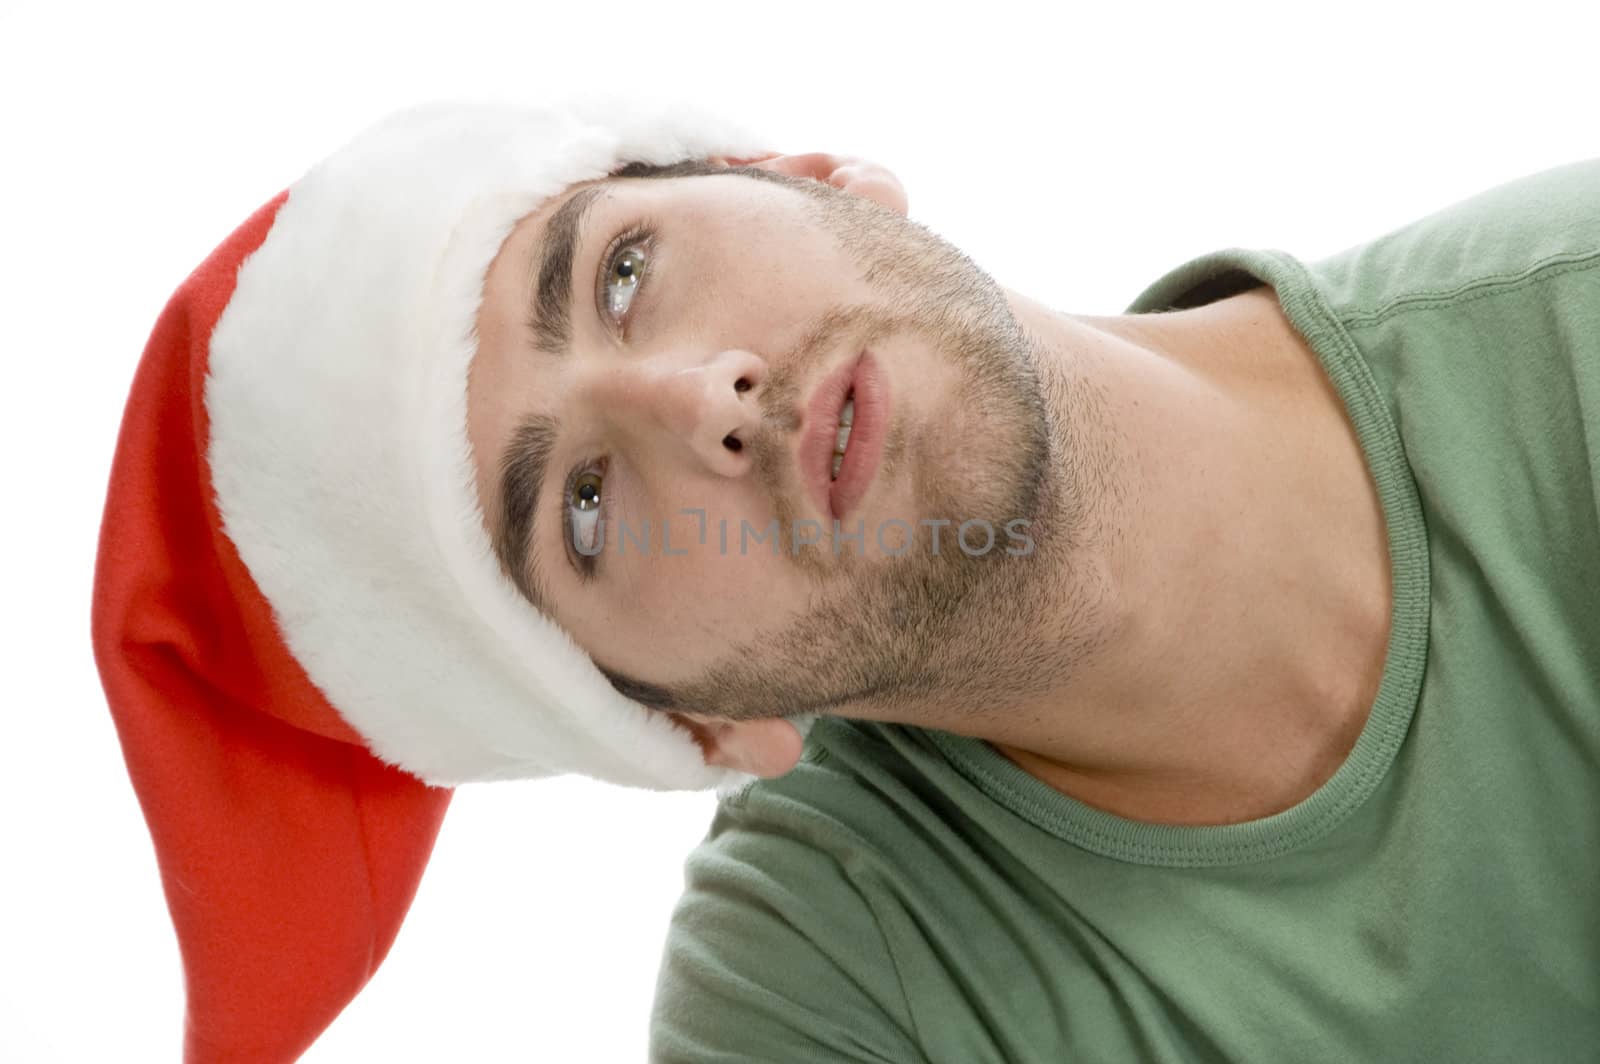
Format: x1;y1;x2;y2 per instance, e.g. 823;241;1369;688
930;729;1369;866
1340;247;1600;329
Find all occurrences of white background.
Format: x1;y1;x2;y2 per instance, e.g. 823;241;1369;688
3;0;1594;1060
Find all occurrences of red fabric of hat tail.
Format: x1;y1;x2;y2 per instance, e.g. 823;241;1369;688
91;190;453;1063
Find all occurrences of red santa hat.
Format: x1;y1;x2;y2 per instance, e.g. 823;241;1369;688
91;96;781;1062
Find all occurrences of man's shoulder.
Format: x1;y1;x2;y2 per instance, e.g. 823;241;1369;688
1309;157;1600;325
650;718;934;1062
708;716;944;859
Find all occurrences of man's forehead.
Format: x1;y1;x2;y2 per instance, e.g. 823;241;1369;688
476;174;634;614
530;174;612;226
518;165;698;241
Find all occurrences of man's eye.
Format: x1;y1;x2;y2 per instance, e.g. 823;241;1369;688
567;467;605;564
604;243;648;321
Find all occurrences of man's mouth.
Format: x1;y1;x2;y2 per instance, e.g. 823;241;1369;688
801;349;886;524
830;390;855;481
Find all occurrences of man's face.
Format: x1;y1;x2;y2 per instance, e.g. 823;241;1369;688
468;162;1065;724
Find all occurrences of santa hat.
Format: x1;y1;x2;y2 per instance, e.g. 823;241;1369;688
90;97;801;1062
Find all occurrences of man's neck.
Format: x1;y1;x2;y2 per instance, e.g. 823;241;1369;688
982;286;1393;826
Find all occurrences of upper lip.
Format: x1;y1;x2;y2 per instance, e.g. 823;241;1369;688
801;353;863;521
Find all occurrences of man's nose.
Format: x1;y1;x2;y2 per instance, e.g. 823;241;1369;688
604;348;769;477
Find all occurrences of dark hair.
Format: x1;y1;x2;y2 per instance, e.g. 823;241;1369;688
612;156;825;197
594;661;681;711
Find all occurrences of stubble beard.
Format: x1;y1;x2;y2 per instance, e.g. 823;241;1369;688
659;185;1110;726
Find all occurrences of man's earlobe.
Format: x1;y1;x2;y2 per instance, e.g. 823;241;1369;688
671;712;805;779
721;151;909;216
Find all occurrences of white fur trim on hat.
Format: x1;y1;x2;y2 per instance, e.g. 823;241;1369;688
204;96;813;792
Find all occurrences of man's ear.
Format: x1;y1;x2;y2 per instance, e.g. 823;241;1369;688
710;150;909;216
671;712;805;779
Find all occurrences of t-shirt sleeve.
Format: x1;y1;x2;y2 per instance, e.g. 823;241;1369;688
648;794;926;1063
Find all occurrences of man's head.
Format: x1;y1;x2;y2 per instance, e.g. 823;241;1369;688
469;151;1095;777
93;102;1121;1061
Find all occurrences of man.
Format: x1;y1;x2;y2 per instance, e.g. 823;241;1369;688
469;144;1600;1059
466;152;1390;811
94;98;1597;1061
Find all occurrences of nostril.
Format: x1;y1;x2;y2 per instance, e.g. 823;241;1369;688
723;434;743;452
734;377;751;393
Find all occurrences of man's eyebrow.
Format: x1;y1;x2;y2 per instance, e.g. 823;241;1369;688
494;162;770;613
525;183;608;357
492;410;559;613
489;184;611;610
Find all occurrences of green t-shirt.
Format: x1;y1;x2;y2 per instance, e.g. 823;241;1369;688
649;161;1600;1063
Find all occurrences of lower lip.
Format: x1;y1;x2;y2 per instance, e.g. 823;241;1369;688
829;352;887;522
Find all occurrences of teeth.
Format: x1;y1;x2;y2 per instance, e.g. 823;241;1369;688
829;397;856;481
